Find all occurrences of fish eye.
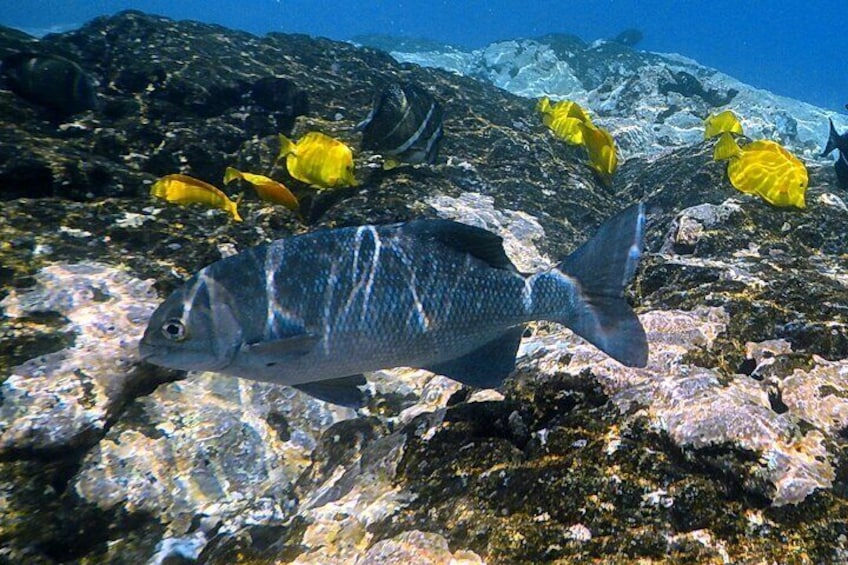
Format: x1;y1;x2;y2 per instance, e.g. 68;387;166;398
162;319;187;341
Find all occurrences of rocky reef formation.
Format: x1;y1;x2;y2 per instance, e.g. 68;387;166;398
1;11;847;564
363;34;848;163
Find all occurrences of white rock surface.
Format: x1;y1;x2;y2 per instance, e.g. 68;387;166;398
384;38;848;162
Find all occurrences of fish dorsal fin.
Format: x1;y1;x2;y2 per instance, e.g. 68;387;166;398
400;219;516;271
293;374;367;407
243;334;320;360
425;326;523;388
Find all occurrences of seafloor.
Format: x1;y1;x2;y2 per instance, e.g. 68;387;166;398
1;10;848;565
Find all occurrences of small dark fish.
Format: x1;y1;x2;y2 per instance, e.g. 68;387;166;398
821;118;848;189
250;76;308;132
1;52;98;115
140;204;648;407
611;28;643;47
250;76;308;114
356;82;444;167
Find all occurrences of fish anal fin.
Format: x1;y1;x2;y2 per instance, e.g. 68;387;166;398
401;219;516;271
293;374;367;407
425;327;523;389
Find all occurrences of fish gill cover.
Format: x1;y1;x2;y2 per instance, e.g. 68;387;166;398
0;7;847;565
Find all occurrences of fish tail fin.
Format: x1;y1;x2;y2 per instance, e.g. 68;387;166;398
149;179;167;198
223;166;242;185
713;132;741;161
536;96;552;114
230;193;243;222
531;203;648;367
821;118;840;157
277;134;296;162
382;158;401;171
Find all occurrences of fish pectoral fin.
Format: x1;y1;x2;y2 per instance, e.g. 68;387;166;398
293;374;368;407
425;326;523;389
243;334;320;358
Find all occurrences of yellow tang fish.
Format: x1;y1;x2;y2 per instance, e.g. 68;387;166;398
704;110;744;139
150;174;242;222
713;132;808;209
537;97;593;145
277;132;358;189
579;122;618;185
223;167;299;211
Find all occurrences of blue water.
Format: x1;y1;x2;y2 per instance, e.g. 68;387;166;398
2;0;845;112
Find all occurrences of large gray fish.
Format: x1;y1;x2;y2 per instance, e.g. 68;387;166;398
355;82;444;166
140;204;648;406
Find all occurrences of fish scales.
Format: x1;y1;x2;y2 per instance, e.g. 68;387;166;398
225;224;533;383
140;205;648;405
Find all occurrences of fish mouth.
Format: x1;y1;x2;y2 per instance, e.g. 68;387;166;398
136;340;233;373
137;341;158;364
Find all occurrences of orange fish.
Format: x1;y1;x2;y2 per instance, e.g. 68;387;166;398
150;174;242;221
223;167;299;211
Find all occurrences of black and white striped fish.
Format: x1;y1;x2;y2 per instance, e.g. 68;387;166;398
139;204;648;406
356;81;444;166
822;118;848;189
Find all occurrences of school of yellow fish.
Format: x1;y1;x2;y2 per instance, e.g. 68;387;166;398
706;110;808;209
149;84;816;222
536;96;618;185
150;131;358;221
